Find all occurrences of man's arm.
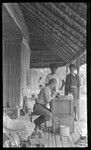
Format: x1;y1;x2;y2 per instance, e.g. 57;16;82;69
60;80;65;90
44;88;57;103
60;74;70;90
44;87;51;103
65;74;71;95
45;74;50;86
65;74;71;87
76;75;81;88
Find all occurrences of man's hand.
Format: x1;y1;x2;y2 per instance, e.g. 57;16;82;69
55;93;60;98
51;90;56;96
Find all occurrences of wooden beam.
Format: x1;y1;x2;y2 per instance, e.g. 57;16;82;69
76;57;80;119
66;65;69;75
30;61;64;68
76;58;80;96
3;3;30;50
30;60;64;64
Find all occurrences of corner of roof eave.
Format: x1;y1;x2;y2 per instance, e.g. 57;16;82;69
3;3;31;52
66;51;86;67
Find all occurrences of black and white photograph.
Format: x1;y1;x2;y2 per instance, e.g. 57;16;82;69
3;2;87;147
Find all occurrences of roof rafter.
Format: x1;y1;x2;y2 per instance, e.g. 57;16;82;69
31;3;84;53
20;5;72;61
21;4;78;58
66;3;87;19
36;3;86;41
29;26;69;64
22;10;73;62
18;3;86;68
34;4;85;49
61;3;86;25
48;3;86;36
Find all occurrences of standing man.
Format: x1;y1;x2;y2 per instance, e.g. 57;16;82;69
45;63;60;93
61;64;80;121
45;63;61;109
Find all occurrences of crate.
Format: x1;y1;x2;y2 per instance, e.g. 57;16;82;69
50;98;74;134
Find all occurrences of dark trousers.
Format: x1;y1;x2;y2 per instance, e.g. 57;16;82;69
70;87;78;109
71;87;79;118
33;102;53;127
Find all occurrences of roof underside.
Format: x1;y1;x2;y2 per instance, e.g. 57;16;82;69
18;3;87;68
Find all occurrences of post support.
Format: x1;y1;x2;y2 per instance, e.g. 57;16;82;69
76;58;80;119
66;65;69;76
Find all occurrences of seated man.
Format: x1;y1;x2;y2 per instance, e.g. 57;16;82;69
33;78;58;132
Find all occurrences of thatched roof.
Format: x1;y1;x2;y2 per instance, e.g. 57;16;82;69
18;3;87;68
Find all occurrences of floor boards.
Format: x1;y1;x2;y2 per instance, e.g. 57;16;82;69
32;120;86;147
44;120;82;147
61;135;70;147
55;134;63;147
44;131;49;147
68;134;75;147
51;133;56;147
48;132;53;147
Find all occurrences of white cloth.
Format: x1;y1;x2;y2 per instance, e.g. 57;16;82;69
3;113;35;140
26;99;35;112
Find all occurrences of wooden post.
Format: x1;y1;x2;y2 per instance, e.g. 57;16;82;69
66;65;69;76
76;58;80;119
20;39;30;107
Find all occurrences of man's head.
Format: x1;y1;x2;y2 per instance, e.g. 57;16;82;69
49;63;58;74
48;78;57;90
69;64;76;74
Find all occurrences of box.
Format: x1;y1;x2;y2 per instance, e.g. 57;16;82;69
51;98;74;134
